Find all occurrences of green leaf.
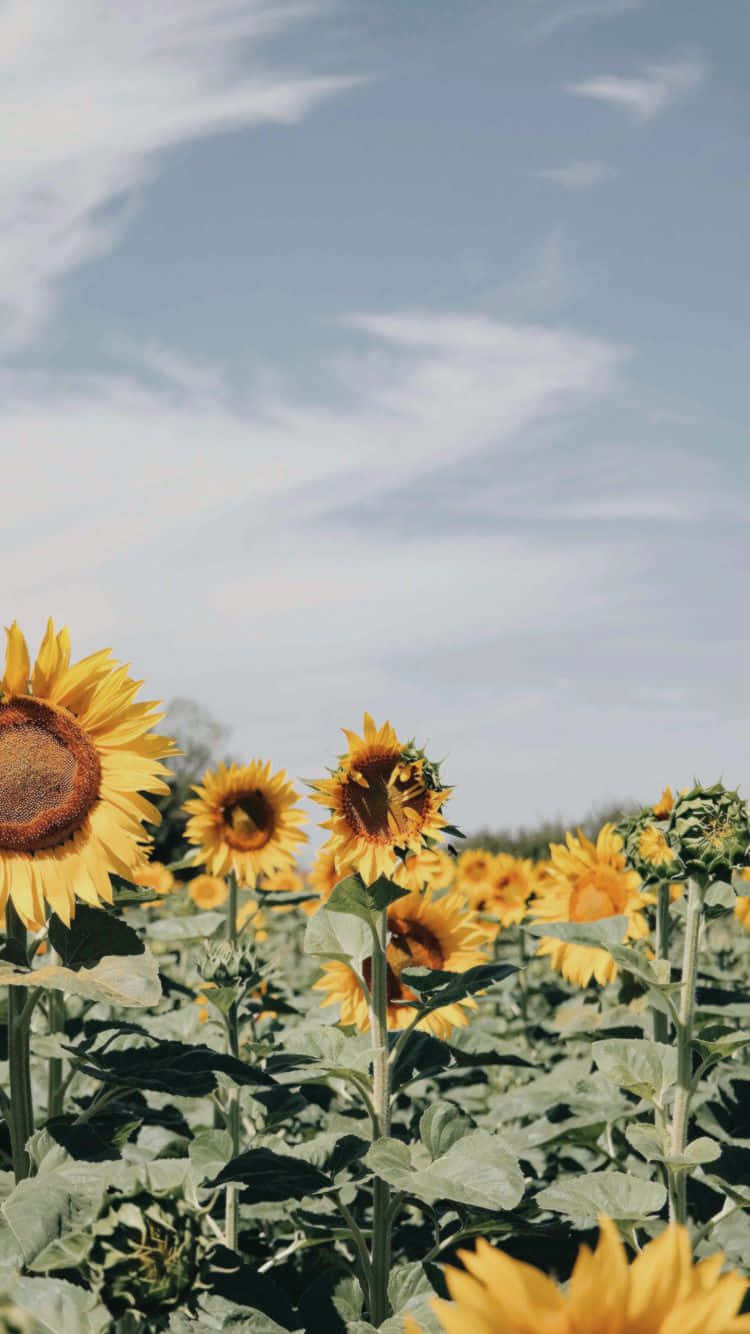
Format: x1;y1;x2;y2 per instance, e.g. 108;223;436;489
148;912;225;940
11;1276;110;1334
326;874;409;921
536;1171;666;1227
72;1040;275;1095
626;1123;666;1162
304;907;371;963
392;1032;531;1090
525;916;629;948
399;962;516;1012
366;1131;524;1211
0;950;161;1008
188;1129;234;1187
45;1111;140;1162
420;1103;472;1159
592;1039;677;1103
331;1277;364;1324
205;1147;331;1201
48;906;144;969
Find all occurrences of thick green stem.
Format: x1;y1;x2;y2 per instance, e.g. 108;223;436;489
47;974;65;1119
369;910;392;1326
653;883;671;1046
6;903;34;1182
669;877;704;1224
225;873;240;1251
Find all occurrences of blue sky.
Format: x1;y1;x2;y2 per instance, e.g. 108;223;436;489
2;0;749;844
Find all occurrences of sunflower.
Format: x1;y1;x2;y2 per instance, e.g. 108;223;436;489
652;786;675;818
531;825;648;987
0;619;175;929
133;862;175;896
305;847;357;915
313;888;486;1039
310;714;451;884
236;898;268;941
405;1215;750;1334
188;874;227;910
183;760;307;887
455;848;494;894
466;853;534;935
393;846;456;893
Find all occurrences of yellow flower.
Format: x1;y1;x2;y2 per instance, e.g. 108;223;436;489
304;847;357;916
466;853;535;934
310;713;451;884
188;874;228;909
455;848;494;893
183;759;307;887
393;847;456;893
133;861;175;896
313;889;486;1039
0;619;175;929
652;786;674;818
407;1215;750;1334
638;824;677;868
532;825;648;987
237;897;268;941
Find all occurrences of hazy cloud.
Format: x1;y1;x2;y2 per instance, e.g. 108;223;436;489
565;54;707;123
0;0;359;348
535;160;617;188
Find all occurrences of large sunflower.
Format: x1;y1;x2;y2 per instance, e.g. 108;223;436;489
466;853;534;935
0;619;175;929
531;824;648;987
183;760;307;887
313;888;486;1039
310;714;451;884
406;1215;750;1334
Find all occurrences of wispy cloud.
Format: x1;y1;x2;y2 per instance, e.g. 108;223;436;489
0;0;359;349
526;0;644;41
535;160;616;189
565;54;708;123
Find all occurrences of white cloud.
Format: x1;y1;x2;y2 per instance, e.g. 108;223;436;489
565;55;707;123
526;0;644;41
0;0;359;348
535;160;616;188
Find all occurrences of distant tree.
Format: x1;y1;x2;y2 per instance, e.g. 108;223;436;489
464;801;638;862
147;698;230;866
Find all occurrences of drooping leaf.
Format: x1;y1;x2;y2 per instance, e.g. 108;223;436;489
205;1147;331;1202
525;917;629;948
71;1040;275;1095
536;1170;666;1227
398;962;517;1013
45;1111;140;1162
0;950;161;1008
392;1032;531;1090
48;906;144;969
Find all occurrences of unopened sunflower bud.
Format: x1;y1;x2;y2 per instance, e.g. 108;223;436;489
668;782;750;883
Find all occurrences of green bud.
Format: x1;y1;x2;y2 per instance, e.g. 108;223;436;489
668;783;750;883
87;1189;208;1323
623;809;684;884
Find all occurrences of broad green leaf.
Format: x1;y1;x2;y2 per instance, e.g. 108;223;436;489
388;1262;434;1313
168;1293;303;1332
0;949;161;1007
72;1040;275;1095
420;1103;471;1159
399;962;516;1012
304;907;371;964
525;916;629;948
326;874;408;921
148;912;225;940
205;1147;331;1201
189;1129;234;1187
392;1031;531;1090
366;1131;524;1211
592;1039;677;1103
12;1276;110;1334
48;906;144;968
536;1171;666;1227
332;1276;364;1324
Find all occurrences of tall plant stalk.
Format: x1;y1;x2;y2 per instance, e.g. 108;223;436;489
653;882;671;1046
668;876;704;1223
225;871;240;1250
369;909;392;1325
46;972;65;1119
6;902;34;1182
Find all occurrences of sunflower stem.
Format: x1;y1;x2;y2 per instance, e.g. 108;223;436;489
6;903;34;1183
668;876;704;1225
225;871;241;1252
653;882;671;1046
47;978;65;1119
369;908;392;1325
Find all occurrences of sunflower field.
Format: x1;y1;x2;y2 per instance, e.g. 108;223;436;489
2;623;750;1333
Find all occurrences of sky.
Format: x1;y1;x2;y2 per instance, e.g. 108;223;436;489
2;0;749;847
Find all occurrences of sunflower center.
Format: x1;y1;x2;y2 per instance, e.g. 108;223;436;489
223;789;275;851
341;753;428;844
570;869;624;921
0;697;101;852
388;916;445;971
